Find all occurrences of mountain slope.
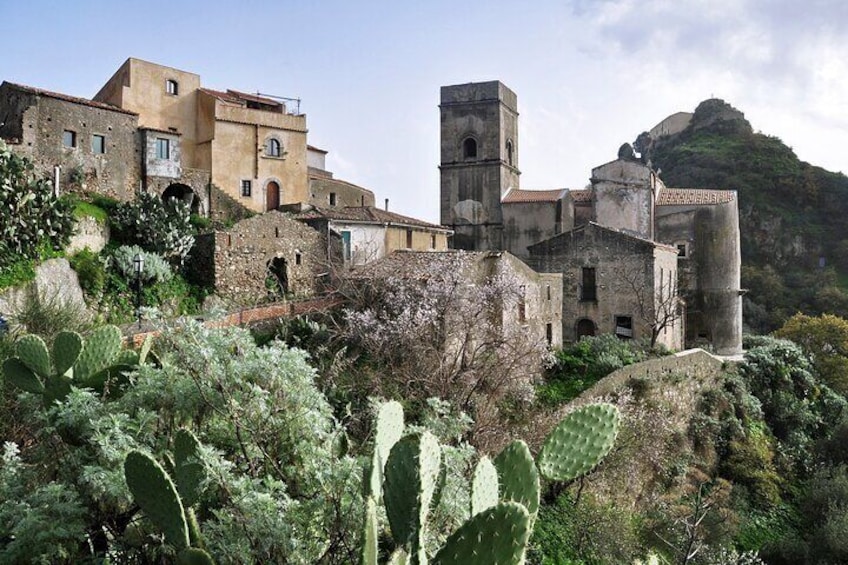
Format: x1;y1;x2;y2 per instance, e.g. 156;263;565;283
637;100;848;332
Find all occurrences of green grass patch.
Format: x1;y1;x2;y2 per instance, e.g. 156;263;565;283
73;201;109;224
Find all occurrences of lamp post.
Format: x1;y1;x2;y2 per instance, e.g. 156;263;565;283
133;253;144;329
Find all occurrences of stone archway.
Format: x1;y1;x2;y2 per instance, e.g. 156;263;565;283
576;318;596;338
162;183;200;215
266;256;288;297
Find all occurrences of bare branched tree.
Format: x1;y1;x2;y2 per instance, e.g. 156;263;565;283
619;263;682;349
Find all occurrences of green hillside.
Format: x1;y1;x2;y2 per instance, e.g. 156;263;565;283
637;99;848;332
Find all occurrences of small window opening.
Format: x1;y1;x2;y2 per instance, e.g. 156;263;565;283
462;137;477;159
91;134;105;154
295;251;302;265
155;138;170;159
329;192;337;206
430;234;437;249
677;243;687;257
546;323;553;345
615;316;633;339
546;284;551;301
581;267;596;301
341;231;352;262
506;139;514;166
166;79;179;95
241;180;252;197
266;138;282;157
62;130;76;148
406;229;413;249
518;286;527;323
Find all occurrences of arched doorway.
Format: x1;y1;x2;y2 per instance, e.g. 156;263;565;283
576;318;596;338
266;256;288;298
266;181;280;211
162;183;200;214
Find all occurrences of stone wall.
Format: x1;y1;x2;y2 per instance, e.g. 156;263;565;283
0;82;141;201
67;215;110;254
199;211;325;304
309;176;375;208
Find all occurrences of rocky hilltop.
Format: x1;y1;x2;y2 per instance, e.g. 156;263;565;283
635;100;848;332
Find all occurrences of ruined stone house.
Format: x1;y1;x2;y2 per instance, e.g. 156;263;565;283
347;249;563;348
439;81;742;354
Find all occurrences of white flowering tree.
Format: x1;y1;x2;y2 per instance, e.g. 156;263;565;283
342;252;549;450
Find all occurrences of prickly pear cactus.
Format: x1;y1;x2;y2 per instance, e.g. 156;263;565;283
494;440;539;518
124;450;190;550
174;429;206;507
361;496;379;565
53;331;83;376
384;432;442;548
375;400;405;472
470;456;499;517
16;334;51;377
74;325;123;384
431;501;531;565
176;547;216;565
388;548;409;565
537;403;620;482
2;358;45;394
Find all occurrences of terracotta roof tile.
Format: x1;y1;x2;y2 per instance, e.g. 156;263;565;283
502;188;566;204
294;206;451;232
657;188;736;206
568;189;592;202
3;82;137;116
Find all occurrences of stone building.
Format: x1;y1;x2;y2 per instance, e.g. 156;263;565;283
292;205;453;266
439;81;742;354
348;250;563;348
190;211;324;304
306;144;376;208
0;82;140;200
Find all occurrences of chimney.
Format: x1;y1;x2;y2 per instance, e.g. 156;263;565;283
384;198;389;211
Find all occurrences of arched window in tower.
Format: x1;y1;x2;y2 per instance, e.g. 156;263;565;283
265;138;282;158
506;139;514;166
462;137;478;159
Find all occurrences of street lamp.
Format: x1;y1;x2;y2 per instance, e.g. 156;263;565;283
133;253;144;329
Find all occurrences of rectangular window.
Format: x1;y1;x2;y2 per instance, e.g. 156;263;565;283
406;229;413;249
91;134;105;154
241;180;252;197
166;79;179;95
62;130;76;148
155;138;170;159
546;284;551;301
677;243;687;257
295;252;302;265
546;323;553;345
341;231;352;262
430;234;437;249
329;192;337;206
581;267;596;301
615;316;633;339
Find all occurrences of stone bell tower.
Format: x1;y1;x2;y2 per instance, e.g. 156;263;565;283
439;81;520;251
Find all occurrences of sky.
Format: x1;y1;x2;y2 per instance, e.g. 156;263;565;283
1;0;846;222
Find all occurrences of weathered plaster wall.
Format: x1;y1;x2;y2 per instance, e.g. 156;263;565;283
502;200;564;260
591;159;655;240
309;176;376;208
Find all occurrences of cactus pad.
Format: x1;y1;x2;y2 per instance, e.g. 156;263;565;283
16;334;50;377
388;548;409;565
124;450;190;550
494;440;539;517
52;331;83;377
174;429;206;506
361;496;378;565
75;325;122;384
470;456;499;517
3;358;44;394
537;403;620;482
375;400;405;472
431;501;531;565
177;547;215;565
384;432;442;547
139;334;154;365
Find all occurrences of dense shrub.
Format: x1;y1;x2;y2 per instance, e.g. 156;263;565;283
111;191;194;265
69;248;106;295
0;140;75;271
